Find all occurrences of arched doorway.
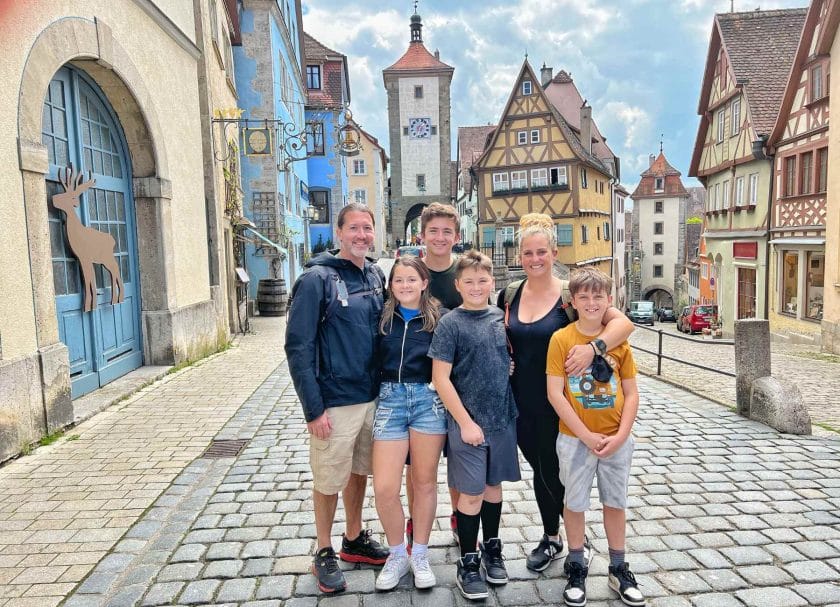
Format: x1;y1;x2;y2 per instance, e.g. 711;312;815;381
642;287;673;308
44;66;142;398
403;202;427;242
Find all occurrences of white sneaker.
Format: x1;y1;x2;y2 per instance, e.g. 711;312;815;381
410;552;436;589
375;552;410;591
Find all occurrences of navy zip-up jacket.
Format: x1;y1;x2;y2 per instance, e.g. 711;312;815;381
285;251;384;422
379;310;438;384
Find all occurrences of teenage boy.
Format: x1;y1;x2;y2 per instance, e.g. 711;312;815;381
546;268;644;607
429;251;520;600
286;203;389;594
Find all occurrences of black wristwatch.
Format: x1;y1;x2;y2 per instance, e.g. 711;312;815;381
591;338;607;357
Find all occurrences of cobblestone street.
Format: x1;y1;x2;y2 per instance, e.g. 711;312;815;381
2;317;839;607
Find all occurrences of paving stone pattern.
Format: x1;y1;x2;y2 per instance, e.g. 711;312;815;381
61;333;840;606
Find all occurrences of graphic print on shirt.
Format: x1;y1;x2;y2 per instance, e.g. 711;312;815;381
568;354;618;409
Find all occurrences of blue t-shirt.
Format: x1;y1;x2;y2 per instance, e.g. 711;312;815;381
398;305;421;321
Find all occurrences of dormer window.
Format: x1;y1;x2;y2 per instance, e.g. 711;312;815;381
654;177;664;192
522;81;532;95
306;65;321;90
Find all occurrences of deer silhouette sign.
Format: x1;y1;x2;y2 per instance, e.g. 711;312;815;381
52;165;124;312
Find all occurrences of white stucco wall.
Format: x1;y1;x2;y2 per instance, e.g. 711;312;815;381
399;76;442;196
637;195;680;295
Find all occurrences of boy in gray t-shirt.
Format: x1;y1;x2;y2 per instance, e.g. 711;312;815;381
429;251;520;601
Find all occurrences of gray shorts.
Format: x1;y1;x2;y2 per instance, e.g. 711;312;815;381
447;418;521;495
557;433;635;512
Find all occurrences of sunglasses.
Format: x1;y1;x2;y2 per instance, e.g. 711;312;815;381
590;354;613;383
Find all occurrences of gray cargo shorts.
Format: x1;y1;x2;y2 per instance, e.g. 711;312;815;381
557;433;634;512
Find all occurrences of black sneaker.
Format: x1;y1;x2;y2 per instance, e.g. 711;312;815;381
608;562;645;606
339;529;389;565
562;560;588;607
526;534;565;572
456;552;488;600
311;547;346;594
480;537;508;585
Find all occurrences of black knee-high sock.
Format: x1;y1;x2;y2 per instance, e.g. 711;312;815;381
456;510;481;557
480;500;502;542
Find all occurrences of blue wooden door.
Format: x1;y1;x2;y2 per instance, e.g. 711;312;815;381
43;67;142;398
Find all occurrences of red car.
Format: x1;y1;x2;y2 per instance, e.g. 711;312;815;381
678;304;718;334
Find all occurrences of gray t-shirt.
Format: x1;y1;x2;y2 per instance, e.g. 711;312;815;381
428;307;518;433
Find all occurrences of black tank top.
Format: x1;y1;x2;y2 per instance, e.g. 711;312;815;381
506;284;570;420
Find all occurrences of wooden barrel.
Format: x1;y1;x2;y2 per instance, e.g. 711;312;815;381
257;278;287;316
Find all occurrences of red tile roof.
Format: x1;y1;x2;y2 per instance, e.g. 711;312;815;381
384;42;453;72
630;152;688;199
457;125;495;194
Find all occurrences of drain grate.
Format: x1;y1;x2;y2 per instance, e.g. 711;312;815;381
201;439;249;458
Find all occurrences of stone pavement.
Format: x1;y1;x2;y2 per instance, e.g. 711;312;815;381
2;316;840;607
630;324;840;435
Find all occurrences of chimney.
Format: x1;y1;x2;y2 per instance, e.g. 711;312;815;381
649;154;656;167
541;63;553;87
580;102;592;155
434;49;440;60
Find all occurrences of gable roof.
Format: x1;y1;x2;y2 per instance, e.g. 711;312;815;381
304;32;350;106
630;152;688;199
384;41;454;72
303;32;344;62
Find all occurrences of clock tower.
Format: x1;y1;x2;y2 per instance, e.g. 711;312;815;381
383;10;454;242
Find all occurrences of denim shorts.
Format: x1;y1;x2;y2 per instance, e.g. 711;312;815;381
373;382;448;440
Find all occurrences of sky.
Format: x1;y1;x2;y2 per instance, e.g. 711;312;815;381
301;0;810;195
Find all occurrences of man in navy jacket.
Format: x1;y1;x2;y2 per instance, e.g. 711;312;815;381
285;203;388;594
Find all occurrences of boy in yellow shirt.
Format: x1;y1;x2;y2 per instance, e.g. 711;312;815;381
546;268;645;607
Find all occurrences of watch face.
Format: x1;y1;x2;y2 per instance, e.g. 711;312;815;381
408;117;432;139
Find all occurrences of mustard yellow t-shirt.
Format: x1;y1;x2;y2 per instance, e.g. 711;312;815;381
546;323;637;437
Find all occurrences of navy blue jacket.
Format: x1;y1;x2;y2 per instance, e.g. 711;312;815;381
285;252;385;422
379;309;445;384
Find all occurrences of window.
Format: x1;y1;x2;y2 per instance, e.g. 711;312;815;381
654;177;664;192
731;97;741;136
416;174;426;192
581;225;589;244
654;200;663;213
550;166;568;186
517;131;527;145
604;222;611;241
806;251;824;320
735;176;744;207
253;192;278;255
500;226;515;245
352;189;366;204
722;179;730;207
654;221;664;235
717;108;726;143
530;129;540;144
785;156;796;197
431;126;437;135
522;80;532;95
414;85;423;99
737;267;756;319
701;263;708;279
818;148;828;192
310;190;329;223
714;183;720;210
653;265;663;278
306;65;321;89
531;167;548;187
749;173;758;205
654;243;664;255
580;168;588;189
556;224;573;246
801;151;813;195
352;159;366;175
782;251;799;314
812;64;823;101
510;170;527;189
492;172;509;192
306;122;324;155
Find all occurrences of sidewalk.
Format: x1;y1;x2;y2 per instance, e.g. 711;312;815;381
2;317;840;606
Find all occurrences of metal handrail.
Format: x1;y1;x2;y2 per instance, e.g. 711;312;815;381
630;323;737;378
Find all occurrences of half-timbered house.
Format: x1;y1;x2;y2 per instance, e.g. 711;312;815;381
689;8;806;335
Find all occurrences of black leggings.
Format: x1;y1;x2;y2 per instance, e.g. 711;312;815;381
517;414;565;536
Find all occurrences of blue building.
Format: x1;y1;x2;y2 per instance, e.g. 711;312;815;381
303;32;352;251
234;0;309;295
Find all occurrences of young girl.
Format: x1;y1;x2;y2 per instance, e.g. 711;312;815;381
373;256;447;591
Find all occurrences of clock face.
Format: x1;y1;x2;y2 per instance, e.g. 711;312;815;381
408;118;432;139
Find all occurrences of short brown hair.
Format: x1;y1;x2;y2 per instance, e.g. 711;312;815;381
455;250;493;278
420;202;460;233
569;267;613;296
337;203;374;228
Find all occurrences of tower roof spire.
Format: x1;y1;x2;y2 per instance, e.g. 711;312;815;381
410;3;423;43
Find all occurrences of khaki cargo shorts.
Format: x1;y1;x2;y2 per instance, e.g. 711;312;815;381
309;400;375;495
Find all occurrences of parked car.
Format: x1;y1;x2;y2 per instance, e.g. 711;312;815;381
678;304;719;334
626;300;655;325
395;245;426;259
657;307;676;322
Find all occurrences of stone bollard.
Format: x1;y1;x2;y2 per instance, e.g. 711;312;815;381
750;377;811;435
734;319;771;417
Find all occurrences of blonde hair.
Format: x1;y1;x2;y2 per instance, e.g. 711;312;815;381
518;213;556;248
421;202;461;233
569;267;613;296
379;256;440;334
455;249;493;278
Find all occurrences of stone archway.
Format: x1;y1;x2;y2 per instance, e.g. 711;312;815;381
17;16;173;428
643;286;674;308
404;202;428;232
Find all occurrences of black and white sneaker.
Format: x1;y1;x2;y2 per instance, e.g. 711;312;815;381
480;538;508;585
562;560;588;607
456;552;488;600
608;562;645;606
526;534;565;572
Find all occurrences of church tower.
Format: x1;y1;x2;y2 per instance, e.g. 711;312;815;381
383;9;454;242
